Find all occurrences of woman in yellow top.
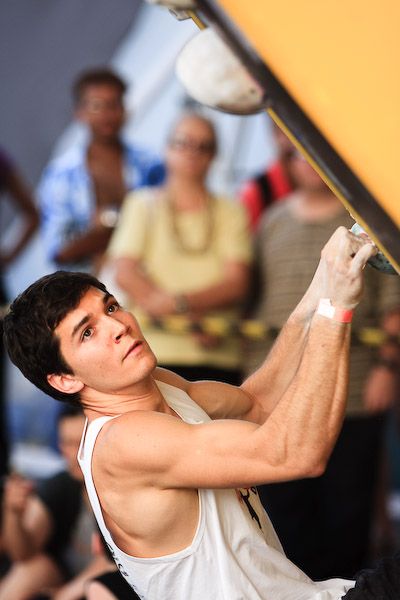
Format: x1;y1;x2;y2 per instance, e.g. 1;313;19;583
107;112;252;384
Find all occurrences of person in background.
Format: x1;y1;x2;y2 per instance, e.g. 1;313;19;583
0;147;39;478
38;67;164;273
0;407;110;600
106;112;252;385
239;120;296;232
243;148;400;579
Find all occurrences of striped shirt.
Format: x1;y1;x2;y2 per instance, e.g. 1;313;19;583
244;199;400;414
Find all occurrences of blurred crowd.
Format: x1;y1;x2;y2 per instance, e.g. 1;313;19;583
0;66;399;598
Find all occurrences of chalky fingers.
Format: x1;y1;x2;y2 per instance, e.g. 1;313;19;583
349;237;377;275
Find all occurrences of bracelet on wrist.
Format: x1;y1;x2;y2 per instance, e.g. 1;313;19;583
175;294;189;314
99;208;119;229
316;298;354;323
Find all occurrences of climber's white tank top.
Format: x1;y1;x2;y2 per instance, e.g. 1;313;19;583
78;380;354;599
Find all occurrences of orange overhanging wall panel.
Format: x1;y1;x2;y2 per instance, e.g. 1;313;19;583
208;0;400;270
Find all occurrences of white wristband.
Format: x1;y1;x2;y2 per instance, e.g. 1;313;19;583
316;298;353;323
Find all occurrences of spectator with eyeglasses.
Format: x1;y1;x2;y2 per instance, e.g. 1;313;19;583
38;67;165;274
105;112;252;385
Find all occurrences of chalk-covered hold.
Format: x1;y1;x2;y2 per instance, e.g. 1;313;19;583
350;222;398;274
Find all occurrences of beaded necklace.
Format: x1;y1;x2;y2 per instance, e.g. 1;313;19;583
166;193;215;254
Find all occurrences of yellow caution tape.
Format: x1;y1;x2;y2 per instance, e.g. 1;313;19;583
139;314;399;346
1;304;397;347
